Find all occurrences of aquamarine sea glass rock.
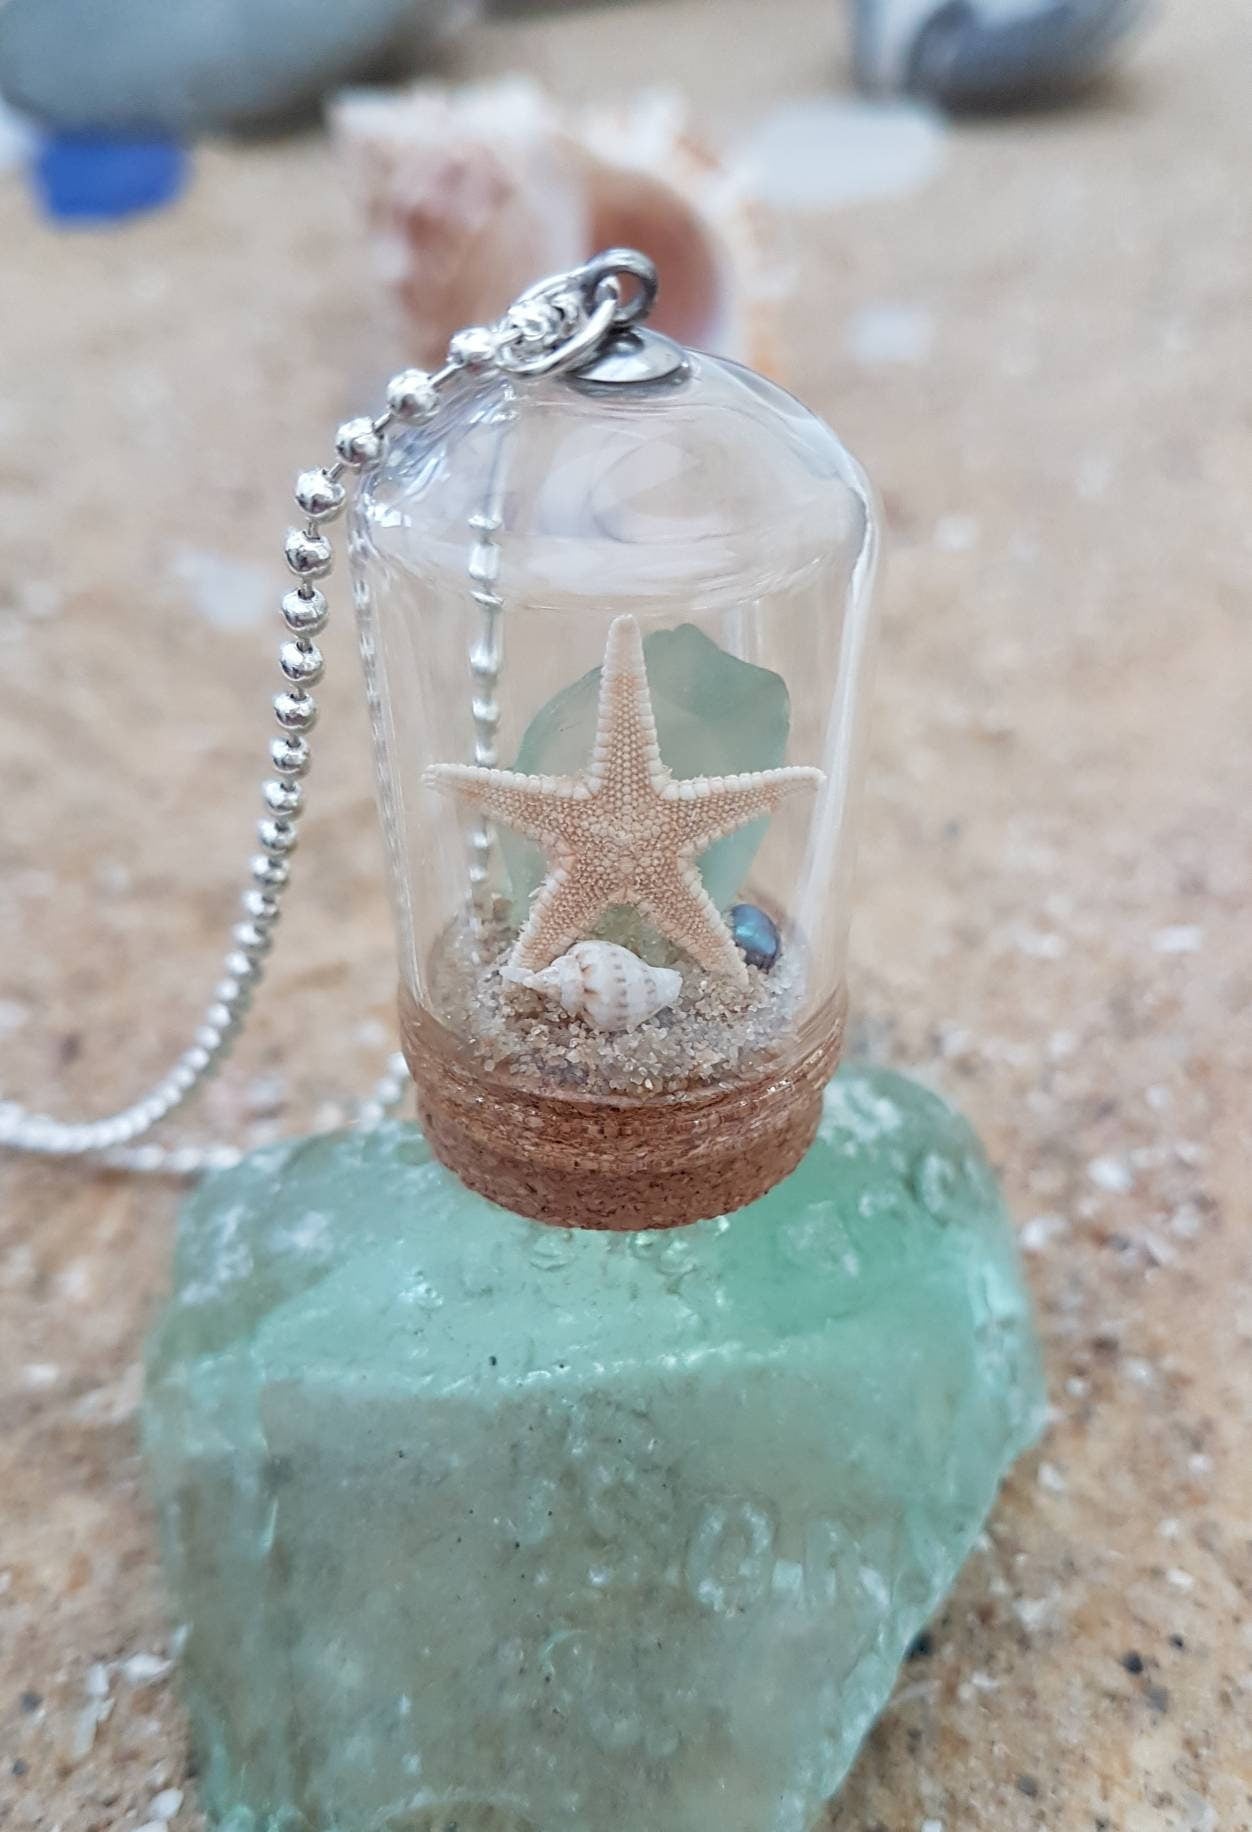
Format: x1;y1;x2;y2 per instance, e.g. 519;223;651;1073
499;623;791;920
144;1065;1045;1832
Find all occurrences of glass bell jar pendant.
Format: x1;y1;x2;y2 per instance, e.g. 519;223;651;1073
353;250;879;1228
137;252;1044;1832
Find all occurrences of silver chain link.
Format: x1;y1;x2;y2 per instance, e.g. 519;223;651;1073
0;250;654;1179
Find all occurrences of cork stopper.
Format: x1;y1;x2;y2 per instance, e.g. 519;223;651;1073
400;984;844;1230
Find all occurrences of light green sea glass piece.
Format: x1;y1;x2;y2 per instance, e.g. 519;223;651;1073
499;623;791;920
144;1065;1045;1832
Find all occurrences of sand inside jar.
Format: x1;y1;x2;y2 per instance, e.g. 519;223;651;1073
426;902;804;1098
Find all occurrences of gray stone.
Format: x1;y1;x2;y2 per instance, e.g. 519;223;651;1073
854;0;1149;107
0;0;479;135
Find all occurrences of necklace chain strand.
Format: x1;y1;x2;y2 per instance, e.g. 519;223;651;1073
0;251;653;1179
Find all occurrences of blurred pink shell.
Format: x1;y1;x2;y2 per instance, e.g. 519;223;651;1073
332;77;781;374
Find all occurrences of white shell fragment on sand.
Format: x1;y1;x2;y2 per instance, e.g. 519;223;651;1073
332;76;779;372
502;941;682;1032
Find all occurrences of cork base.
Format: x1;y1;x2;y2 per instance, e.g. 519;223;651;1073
399;986;845;1230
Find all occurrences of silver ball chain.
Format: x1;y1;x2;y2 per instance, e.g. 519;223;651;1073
0;250;656;1180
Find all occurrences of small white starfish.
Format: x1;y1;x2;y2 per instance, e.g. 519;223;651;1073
425;615;823;989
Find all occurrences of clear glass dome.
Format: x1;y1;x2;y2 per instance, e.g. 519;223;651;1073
351;342;880;1227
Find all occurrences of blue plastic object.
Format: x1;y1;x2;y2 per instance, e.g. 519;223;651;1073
31;131;188;222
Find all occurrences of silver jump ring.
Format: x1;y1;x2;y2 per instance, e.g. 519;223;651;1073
577;248;659;330
507;285;622;378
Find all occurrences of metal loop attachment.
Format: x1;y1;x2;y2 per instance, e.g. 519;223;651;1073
499;248;660;378
578;247;659;331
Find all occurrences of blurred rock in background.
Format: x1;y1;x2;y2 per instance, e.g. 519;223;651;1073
0;0;480;134
852;0;1150;106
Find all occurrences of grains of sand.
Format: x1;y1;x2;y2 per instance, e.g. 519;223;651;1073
428;904;805;1099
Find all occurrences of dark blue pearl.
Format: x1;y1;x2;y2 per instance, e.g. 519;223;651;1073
729;903;781;973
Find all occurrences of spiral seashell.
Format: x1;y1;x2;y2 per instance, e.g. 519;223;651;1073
332;78;780;375
502;941;682;1032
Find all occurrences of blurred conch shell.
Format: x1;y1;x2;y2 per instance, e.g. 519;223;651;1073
332;77;781;374
502;941;682;1032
